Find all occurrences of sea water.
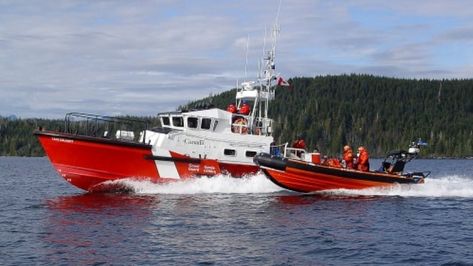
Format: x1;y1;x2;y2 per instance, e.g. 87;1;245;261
1;157;472;265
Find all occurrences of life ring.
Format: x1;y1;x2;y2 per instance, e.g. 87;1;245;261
232;117;248;134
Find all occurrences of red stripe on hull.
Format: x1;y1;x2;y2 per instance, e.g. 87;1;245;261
37;134;159;191
264;167;394;193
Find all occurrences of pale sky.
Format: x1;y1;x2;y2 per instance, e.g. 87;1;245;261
1;0;473;118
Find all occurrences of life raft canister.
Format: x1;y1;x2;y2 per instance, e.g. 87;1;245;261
226;104;237;113
239;103;251;115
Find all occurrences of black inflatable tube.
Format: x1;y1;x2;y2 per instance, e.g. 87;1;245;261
253;153;287;171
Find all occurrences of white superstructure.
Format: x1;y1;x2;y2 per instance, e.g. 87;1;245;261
142;23;284;170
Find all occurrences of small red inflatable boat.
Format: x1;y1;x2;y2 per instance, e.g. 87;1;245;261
254;141;430;193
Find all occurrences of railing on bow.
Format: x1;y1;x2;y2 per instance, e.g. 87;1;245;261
64;112;149;144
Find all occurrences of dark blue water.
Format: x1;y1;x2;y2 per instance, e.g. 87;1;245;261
1;157;473;265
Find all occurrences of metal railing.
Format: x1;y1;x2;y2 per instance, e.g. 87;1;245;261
284;147;307;160
64;112;149;144
269;143;310;161
270;143;288;157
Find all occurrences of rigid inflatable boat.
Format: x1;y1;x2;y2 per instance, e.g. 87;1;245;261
254;140;430;193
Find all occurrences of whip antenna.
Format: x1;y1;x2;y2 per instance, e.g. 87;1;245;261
245;35;249;80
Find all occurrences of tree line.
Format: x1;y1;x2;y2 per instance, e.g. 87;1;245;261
1;74;472;157
0;118;63;156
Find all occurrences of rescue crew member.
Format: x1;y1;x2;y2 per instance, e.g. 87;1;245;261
343;145;354;169
292;134;306;150
355;146;370;172
291;134;306;158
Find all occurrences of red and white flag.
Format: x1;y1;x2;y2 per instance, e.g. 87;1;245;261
277;76;290;87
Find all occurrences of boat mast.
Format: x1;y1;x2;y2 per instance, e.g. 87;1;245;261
235;5;281;135
261;0;281;119
263;22;279;119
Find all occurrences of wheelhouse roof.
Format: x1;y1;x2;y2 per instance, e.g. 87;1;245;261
158;108;232;120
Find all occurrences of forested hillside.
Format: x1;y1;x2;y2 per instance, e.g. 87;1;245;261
183;74;473;157
1;74;472;157
0;118;63;156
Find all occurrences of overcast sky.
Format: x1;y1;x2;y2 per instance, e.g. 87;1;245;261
1;0;473;118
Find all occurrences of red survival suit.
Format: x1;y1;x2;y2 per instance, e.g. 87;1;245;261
292;139;306;149
356;146;370;172
343;145;354;169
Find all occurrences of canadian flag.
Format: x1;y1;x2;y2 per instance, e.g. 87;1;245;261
277;76;290;87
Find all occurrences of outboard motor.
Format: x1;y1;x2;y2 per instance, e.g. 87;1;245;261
380;138;428;175
408;138;428;155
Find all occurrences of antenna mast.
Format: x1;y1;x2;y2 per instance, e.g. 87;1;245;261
244;35;249;80
234;1;283;136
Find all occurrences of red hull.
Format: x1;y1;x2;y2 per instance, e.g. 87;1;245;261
255;154;424;193
37;132;160;191
263;167;396;192
36;130;259;192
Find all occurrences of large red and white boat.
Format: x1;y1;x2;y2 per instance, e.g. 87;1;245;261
35;25;285;192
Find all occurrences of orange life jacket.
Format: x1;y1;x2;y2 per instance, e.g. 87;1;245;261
343;149;354;169
357;150;370;172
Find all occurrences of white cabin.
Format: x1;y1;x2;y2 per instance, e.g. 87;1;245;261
141;108;274;167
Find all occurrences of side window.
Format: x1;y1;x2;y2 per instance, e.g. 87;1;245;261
172;116;184;127
162;117;170;126
187;117;198;128
224;149;236;156
245;151;257;157
201;118;211;130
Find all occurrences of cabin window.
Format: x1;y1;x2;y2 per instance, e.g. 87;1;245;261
245;151;257;157
187;117;198;128
162;117;170;126
224;149;236;156
172;116;184;127
213;120;219;131
201;118;212;130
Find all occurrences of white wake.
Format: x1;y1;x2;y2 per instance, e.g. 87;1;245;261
323;175;473;198
115;172;283;194
107;173;473;198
